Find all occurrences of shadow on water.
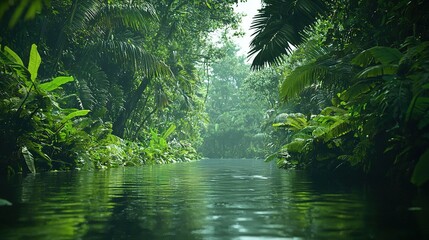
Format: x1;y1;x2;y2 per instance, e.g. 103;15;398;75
0;159;428;239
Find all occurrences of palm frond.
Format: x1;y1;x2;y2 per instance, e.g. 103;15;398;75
249;0;327;69
71;61;109;110
69;1;156;33
280;61;327;101
87;33;171;77
104;3;157;32
68;0;102;32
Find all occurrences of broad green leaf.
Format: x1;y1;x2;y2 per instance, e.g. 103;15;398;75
352;47;403;67
21;146;36;173
411;149;429;186
62;110;90;123
356;64;398;78
28;44;41;82
162;124;176;139
4;46;24;66
39;76;74;92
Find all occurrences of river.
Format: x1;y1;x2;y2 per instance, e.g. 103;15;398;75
0;159;428;239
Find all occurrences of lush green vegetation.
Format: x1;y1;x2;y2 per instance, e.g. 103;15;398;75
250;0;429;187
0;0;240;173
1;0;429;189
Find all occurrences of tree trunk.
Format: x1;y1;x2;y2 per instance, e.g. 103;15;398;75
113;76;151;137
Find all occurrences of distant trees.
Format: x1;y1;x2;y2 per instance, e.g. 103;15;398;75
200;37;278;158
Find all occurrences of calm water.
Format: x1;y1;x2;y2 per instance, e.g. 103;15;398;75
0;159;428;239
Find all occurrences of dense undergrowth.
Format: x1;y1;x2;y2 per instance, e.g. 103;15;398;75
0;0;240;174
0;44;198;174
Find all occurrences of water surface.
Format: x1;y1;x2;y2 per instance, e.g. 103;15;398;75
0;159;428;239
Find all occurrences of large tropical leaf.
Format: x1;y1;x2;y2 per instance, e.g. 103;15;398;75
352;46;403;67
0;45;30;85
249;0;327;69
356;64;398;78
3;46;24;66
61;109;90;123
28;44;41;82
39;76;74;92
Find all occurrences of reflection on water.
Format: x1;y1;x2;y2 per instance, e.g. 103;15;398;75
0;159;428;239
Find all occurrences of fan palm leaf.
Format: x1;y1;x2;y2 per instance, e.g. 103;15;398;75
249;0;327;69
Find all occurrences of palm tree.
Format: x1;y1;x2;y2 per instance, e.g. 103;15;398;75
52;0;172;137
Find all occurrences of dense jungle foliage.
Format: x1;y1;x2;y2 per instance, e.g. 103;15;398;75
1;0;429;189
249;0;429;187
0;0;241;174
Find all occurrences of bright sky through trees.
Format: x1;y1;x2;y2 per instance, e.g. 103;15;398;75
233;0;261;61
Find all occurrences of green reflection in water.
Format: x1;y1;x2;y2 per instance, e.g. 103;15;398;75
0;159;428;240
